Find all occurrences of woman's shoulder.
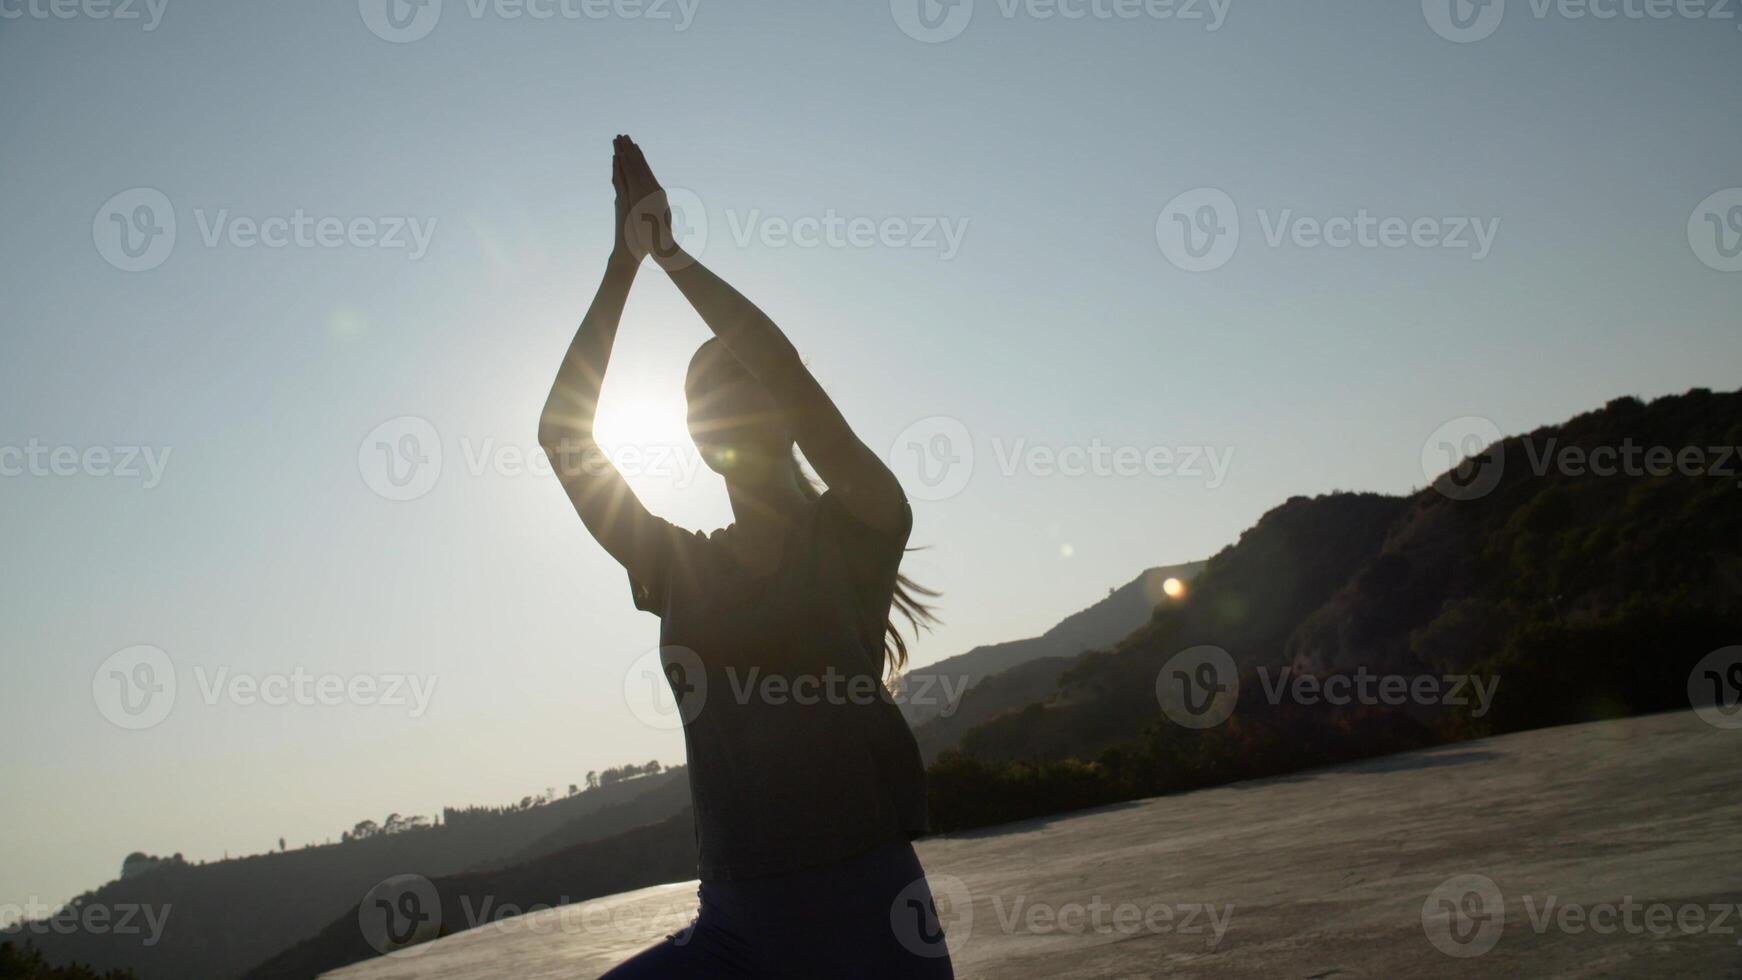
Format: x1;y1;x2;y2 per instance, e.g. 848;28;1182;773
814;490;912;550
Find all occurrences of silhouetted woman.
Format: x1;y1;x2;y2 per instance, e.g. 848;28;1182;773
538;136;955;979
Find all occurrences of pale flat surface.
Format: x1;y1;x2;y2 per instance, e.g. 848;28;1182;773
330;711;1742;979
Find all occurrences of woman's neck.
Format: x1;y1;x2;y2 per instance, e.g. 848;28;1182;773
726;467;810;536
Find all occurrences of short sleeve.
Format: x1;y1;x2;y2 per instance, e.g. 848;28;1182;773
626;519;708;617
818;492;913;604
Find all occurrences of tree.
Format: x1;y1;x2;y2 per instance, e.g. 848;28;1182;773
585;771;599;790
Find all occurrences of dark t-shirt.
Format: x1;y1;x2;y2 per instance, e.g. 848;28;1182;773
629;491;930;881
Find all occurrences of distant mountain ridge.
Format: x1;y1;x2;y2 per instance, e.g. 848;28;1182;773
899;562;1204;728
4;772;690;980
33;388;1741;979
943;387;1742;769
243;811;699;980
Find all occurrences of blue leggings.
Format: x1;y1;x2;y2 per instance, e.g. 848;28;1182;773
600;837;956;979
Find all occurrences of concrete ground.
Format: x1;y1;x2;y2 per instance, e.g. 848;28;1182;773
330;710;1742;979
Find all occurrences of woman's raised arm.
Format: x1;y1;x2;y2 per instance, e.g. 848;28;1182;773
616;137;908;533
537;140;672;580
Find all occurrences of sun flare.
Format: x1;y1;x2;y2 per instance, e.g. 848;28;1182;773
593;388;687;455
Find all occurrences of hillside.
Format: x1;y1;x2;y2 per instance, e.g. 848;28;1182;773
2;772;689;980
242;812;699;980
324;712;1742;980
899;562;1204;728
927;388;1742;824
20;387;1739;979
913;655;1079;762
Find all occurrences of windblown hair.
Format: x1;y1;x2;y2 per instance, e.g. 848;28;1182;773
790;445;939;679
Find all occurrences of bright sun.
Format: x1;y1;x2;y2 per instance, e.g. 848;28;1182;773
593;388;687;456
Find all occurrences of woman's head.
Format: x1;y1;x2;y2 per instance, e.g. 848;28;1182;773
684;338;940;679
685;339;792;481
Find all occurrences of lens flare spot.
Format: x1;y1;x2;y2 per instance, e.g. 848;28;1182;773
328;307;367;340
1163;577;1186;599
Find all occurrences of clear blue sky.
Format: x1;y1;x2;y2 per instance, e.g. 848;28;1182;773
2;0;1738;917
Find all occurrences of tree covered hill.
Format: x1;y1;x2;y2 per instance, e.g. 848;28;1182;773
3;771;688;980
927;388;1742;827
899;562;1205;729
